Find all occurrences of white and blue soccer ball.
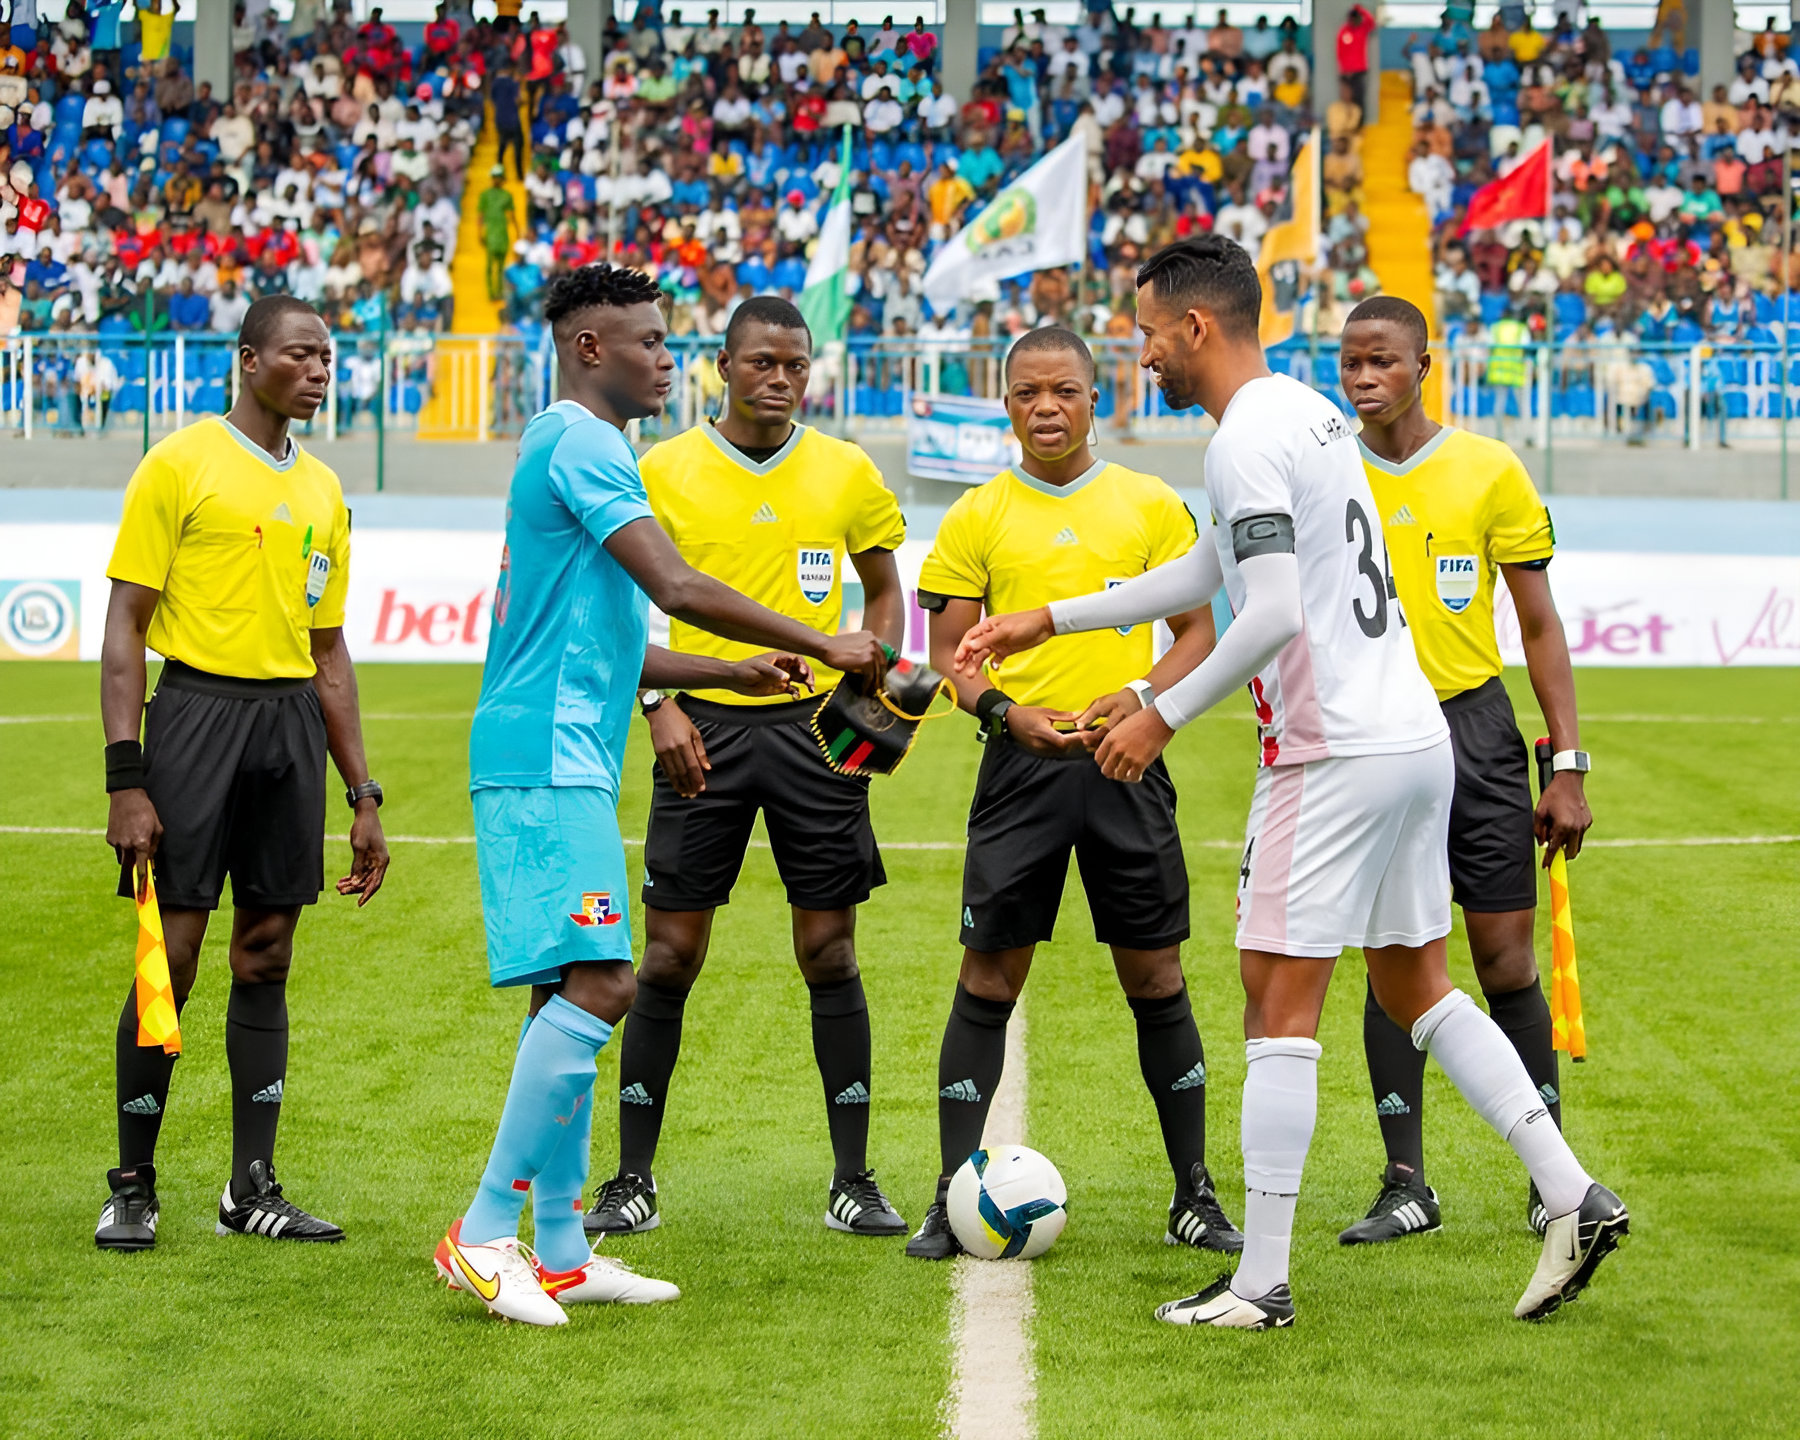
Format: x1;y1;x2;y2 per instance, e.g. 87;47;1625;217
946;1145;1068;1260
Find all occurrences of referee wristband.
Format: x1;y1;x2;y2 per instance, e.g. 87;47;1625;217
105;740;146;793
975;688;1016;726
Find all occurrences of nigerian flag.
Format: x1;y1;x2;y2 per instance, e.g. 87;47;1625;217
797;127;854;344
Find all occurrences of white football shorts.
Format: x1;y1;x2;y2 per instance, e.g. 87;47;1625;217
1235;739;1454;958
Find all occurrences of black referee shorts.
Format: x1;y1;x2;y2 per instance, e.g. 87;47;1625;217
641;695;886;913
960;735;1189;953
1442;675;1539;914
118;660;328;911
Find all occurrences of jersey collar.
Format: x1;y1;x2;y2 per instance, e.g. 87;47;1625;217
700;417;807;476
1358;426;1454;477
1007;456;1108;498
220;417;298;472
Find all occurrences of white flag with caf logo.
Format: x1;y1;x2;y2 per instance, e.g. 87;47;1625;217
922;134;1089;308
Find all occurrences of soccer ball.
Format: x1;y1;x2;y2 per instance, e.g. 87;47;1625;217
946;1145;1068;1260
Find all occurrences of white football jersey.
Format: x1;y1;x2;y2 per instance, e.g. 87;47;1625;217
1205;374;1448;766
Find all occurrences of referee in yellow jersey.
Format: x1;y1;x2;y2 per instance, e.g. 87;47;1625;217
904;327;1244;1260
584;296;914;1239
1335;296;1594;1245
96;297;389;1252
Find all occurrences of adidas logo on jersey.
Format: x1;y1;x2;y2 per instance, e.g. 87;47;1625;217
1375;1091;1411;1117
1538;1082;1560;1106
121;1094;161;1116
940;1079;982;1103
1170;1063;1207;1092
751;503;779;524
1052;527;1079;546
834;1082;870;1106
251;1081;284;1104
1387;505;1418;526
620;1083;654;1106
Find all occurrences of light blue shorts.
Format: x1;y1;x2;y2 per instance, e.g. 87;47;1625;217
473;785;635;988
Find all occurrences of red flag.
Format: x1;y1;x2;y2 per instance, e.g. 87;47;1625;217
1459;140;1551;235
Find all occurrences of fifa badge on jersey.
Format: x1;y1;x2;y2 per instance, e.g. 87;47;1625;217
304;551;331;608
1104;579;1135;637
1434;555;1479;614
569;892;623;927
797;547;835;606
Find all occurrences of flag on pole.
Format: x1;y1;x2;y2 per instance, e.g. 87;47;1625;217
1459;139;1551;235
922;133;1089;307
1255;127;1320;346
797;126;855;345
1547;849;1586;1061
134;874;182;1055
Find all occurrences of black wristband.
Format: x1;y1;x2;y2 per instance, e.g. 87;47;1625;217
974;689;1015;726
105;739;146;793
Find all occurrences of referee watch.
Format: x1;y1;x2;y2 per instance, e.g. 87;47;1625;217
1550;750;1592;776
346;780;384;810
975;688;1015;741
639;689;666;715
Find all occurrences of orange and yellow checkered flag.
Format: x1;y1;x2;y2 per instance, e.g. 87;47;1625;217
134;875;182;1055
1546;850;1585;1062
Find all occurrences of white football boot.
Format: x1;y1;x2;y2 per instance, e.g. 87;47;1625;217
536;1248;681;1305
1515;1181;1629;1321
433;1219;568;1326
1156;1273;1295;1329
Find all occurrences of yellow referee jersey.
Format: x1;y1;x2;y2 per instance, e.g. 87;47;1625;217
107;418;351;681
1361;427;1553;701
919;460;1198;713
642;421;907;705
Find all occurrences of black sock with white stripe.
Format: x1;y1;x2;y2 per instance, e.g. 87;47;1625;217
226;980;288;1195
616;979;688;1181
1362;980;1427;1181
809;975;872;1182
1485;980;1562;1128
936;984;1014;1179
116;986;187;1170
1128;986;1207;1193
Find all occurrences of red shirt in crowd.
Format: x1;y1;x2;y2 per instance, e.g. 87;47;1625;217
1336;5;1376;75
424;15;460;53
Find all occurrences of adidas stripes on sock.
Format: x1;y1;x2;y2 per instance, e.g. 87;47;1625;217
615;979;688;1180
226;980;288;1194
1412;989;1590;1217
809;975;872;1182
1127;986;1207;1193
1485;980;1563;1129
935;984;1014;1179
1362;979;1428;1181
116;986;187;1171
464;995;613;1248
1233;1037;1321;1301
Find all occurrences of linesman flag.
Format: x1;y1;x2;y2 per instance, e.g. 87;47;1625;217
1546;850;1586;1061
1255;127;1320;346
134;875;182;1055
922;133;1089;307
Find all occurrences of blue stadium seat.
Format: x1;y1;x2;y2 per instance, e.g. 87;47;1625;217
869;139;894;171
1649;357;1676;386
1553;292;1585;327
1753;292;1777;323
1671;320;1703;345
1725;390;1749;418
897;141;927;171
162;117;189;145
1649;390;1677;418
54;92;86;127
1479;293;1508;324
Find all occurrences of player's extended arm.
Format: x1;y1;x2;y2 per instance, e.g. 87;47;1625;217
1502;561;1592;864
639;644;814;697
310;626;390;906
606;517;885;681
848;546;905;652
1073;605;1217;737
101;579;163;894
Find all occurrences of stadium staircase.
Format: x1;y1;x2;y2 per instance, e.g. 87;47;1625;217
1360;71;1446;418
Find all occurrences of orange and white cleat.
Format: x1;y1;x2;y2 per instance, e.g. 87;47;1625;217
535;1248;681;1305
434;1218;568;1327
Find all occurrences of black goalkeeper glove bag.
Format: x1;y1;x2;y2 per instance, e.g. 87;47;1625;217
811;659;953;777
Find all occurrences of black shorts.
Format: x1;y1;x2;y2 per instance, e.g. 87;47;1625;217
1442;676;1538;914
641;696;886;912
960;735;1189;952
118;660;328;911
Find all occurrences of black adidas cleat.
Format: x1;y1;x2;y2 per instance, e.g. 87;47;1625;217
904;1194;964;1260
1527;1180;1549;1238
1337;1163;1442;1245
1515;1181;1628;1321
96;1165;159;1252
825;1169;908;1235
216;1159;344;1241
585;1172;660;1236
1156;1272;1295;1329
1166;1163;1245;1253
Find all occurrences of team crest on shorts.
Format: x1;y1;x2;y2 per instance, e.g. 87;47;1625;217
569;892;624;927
1434;555;1479;614
797;548;835;605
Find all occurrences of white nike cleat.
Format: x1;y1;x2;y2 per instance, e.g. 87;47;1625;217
1155;1273;1295;1329
433;1219;568;1327
1515;1182;1629;1321
536;1248;681;1305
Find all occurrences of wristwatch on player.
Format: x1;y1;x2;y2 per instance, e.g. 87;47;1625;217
975;688;1015;741
1550;749;1592;776
1125;678;1156;710
639;689;665;715
346;780;384;810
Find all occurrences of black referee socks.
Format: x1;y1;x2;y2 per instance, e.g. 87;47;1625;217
936;984;1015;1179
1363;980;1428;1179
226;980;288;1195
1486;981;1563;1129
615;979;689;1181
808;975;873;1182
115;986;188;1171
1128;987;1208;1193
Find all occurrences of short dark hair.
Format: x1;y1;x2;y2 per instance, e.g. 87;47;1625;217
542;263;665;327
1004;325;1095;382
1343;296;1430;352
1136;235;1262;339
723;294;811;351
238;295;323;352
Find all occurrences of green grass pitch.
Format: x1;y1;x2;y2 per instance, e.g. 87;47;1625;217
0;661;1795;1438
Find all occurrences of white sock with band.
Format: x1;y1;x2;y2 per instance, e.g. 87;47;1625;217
1412;989;1592;1218
1234;1036;1323;1300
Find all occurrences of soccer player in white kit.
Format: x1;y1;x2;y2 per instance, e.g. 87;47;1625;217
956;236;1628;1327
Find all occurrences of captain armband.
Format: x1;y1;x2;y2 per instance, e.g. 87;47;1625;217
1230;512;1296;561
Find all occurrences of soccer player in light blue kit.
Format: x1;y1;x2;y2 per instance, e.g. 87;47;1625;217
433;265;888;1326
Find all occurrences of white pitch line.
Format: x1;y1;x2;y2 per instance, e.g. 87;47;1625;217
946;1004;1034;1440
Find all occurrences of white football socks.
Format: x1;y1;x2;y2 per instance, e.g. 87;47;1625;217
1412;989;1592;1218
1233;1037;1322;1300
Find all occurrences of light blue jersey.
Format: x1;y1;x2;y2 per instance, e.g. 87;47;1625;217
470;400;654;797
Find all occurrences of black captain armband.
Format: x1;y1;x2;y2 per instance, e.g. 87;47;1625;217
105;740;146;793
1231;512;1296;561
915;589;953;613
1512;556;1552;571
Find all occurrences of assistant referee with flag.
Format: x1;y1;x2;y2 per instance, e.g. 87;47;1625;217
96;296;389;1253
